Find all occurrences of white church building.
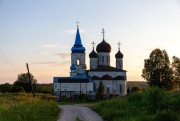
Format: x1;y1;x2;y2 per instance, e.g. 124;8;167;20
53;25;127;97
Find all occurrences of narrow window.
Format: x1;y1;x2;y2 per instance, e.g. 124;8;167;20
107;87;110;94
77;59;80;65
120;84;122;94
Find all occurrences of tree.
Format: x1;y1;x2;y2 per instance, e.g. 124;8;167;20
13;73;37;92
97;81;105;98
127;87;130;95
0;83;12;93
11;86;25;93
142;49;173;90
172;56;180;82
172;56;180;89
36;84;53;94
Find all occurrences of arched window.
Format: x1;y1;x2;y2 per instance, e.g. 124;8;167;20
77;59;80;65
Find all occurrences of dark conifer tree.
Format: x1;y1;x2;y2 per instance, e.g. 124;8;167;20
97;81;105;98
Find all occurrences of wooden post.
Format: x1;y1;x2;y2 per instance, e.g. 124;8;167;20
26;63;35;98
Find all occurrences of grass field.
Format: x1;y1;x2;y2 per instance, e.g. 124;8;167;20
0;93;60;121
93;87;180;121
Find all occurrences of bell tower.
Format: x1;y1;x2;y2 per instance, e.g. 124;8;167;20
70;23;86;77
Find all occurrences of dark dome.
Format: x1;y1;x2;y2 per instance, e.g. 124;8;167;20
115;50;123;58
96;40;111;53
89;49;98;58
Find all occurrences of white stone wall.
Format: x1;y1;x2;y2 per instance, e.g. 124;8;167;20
54;82;93;93
70;72;77;77
98;52;110;65
88;71;127;96
94;80;127;96
90;58;98;69
71;53;86;74
116;58;123;69
88;71;126;78
54;83;60;92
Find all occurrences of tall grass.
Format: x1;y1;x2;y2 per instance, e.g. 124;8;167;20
93;87;180;121
0;93;60;121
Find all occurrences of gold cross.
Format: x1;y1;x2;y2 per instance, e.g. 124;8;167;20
91;41;96;50
117;41;121;50
76;21;80;28
101;28;105;40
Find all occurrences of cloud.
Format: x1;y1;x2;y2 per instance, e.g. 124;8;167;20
31;60;71;68
59;60;71;65
42;44;59;48
144;46;165;51
136;46;166;53
31;61;58;65
63;29;85;34
53;53;70;59
35;51;52;55
35;51;70;59
50;60;71;67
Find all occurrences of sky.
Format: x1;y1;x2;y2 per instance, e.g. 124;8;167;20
0;0;180;84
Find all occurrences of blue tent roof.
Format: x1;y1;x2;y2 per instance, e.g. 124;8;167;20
71;26;85;53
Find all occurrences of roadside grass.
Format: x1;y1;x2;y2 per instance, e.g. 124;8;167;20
0;93;60;121
93;87;180;121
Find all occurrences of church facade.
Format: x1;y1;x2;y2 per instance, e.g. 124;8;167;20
53;25;127;97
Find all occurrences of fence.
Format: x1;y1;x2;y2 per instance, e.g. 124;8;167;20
56;91;118;102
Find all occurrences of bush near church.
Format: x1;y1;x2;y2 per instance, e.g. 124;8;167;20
131;85;142;93
93;87;180;121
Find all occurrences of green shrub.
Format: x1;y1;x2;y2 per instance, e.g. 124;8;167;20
128;92;144;106
93;87;180;121
131;85;142;93
156;110;177;121
144;87;166;112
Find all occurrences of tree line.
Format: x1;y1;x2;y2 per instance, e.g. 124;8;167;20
0;73;53;94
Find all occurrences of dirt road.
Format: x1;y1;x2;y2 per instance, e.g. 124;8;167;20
57;105;103;121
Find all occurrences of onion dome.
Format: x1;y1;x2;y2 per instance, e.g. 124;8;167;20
89;48;98;58
71;26;85;53
70;64;76;70
115;50;123;58
96;39;111;53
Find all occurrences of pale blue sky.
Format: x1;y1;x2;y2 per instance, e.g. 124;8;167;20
0;0;180;84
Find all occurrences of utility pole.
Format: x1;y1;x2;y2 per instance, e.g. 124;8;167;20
26;63;35;97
